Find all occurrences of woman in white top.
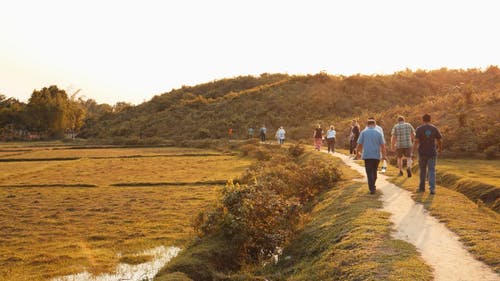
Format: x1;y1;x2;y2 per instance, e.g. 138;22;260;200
326;125;336;153
275;126;286;145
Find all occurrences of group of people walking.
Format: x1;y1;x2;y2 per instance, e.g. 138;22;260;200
245;125;286;145
313;124;337;153
239;113;443;196
354;114;442;195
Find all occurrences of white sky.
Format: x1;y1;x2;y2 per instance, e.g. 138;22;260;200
1;0;499;105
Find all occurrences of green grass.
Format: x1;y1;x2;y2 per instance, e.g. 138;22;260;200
156;150;432;281
260;155;432;281
437;158;500;187
0;145;253;281
387;160;500;273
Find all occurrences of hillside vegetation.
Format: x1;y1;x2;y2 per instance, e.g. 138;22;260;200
155;144;432;280
79;67;500;155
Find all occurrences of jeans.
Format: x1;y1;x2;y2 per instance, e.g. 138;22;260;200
418;155;436;192
364;159;380;192
260;133;266;142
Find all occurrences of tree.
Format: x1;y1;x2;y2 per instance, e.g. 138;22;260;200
67;92;87;138
0;96;27;140
26;85;70;138
113;101;133;113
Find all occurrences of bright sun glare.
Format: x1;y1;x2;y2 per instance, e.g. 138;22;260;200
0;0;499;104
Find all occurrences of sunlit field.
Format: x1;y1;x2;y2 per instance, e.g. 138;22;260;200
0;144;252;281
437;158;500;187
0;146;221;159
387;156;500;273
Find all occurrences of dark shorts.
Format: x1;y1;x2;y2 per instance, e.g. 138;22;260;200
396;147;412;158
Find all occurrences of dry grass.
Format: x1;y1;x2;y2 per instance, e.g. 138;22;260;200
157;151;432;281
0;156;250;187
0;161;65;181
0;146;222;160
436;158;500;187
0;144;252;281
387;160;500;273
270;180;432;281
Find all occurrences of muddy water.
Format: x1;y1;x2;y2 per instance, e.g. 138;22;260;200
52;246;181;281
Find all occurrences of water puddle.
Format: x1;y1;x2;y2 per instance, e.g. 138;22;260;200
52;246;181;281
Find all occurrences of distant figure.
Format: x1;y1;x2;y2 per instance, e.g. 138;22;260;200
412;114;442;195
313;124;323;151
326;125;336;153
356;119;387;194
391;116;415;177
260;125;267;142
349;120;360;158
275;126;286;145
248;127;254;139
228;128;233;139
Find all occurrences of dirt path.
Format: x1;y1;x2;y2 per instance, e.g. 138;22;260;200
332;152;499;281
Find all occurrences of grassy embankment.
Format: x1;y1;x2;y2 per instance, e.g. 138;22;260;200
387;157;500;273
0;144;252;281
434;158;500;212
156;145;432;281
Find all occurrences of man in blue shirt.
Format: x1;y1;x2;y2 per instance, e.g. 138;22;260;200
412;114;442;195
356;119;387;194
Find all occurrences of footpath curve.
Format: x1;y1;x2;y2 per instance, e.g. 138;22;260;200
331;152;499;281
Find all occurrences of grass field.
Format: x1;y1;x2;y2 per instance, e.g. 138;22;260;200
386;157;500;273
0;146;221;160
437;158;500;187
0;156;249;187
260;153;432;281
156;149;432;281
0;144;252;281
0;146;250;187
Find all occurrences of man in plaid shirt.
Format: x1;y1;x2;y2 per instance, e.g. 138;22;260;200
391;116;415;177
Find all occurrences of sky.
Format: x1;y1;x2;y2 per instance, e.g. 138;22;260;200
1;0;499;105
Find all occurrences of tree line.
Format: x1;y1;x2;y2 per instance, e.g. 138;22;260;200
1;68;499;155
0;85;129;140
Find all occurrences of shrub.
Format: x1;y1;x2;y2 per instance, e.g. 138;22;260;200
485;145;498;160
166;147;344;280
194;181;300;264
239;144;272;160
193;149;342;268
294;160;342;202
195;128;211;139
288;142;305;158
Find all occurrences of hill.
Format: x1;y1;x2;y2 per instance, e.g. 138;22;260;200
80;67;500;154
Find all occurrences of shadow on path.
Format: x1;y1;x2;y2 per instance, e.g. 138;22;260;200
330;151;499;281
